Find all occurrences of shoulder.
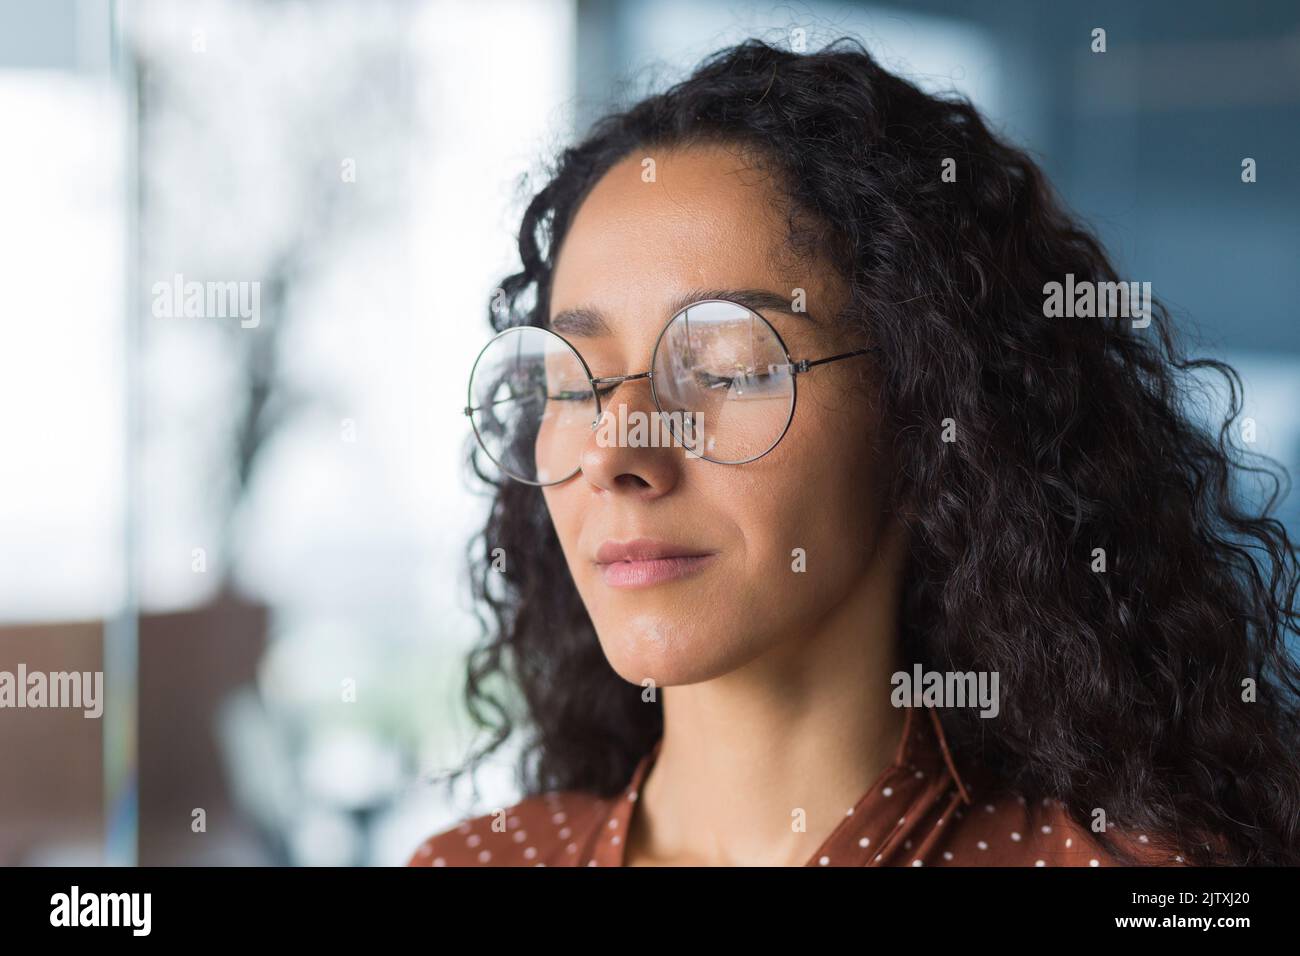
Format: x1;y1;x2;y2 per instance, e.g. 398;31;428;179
406;788;611;867
933;785;1190;867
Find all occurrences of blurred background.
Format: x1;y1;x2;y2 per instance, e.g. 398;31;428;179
0;0;1296;865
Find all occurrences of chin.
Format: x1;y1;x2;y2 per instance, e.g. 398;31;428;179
594;611;756;687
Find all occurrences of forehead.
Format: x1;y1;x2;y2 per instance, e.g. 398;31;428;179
549;144;837;328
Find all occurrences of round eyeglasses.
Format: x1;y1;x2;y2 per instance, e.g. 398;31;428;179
464;297;876;486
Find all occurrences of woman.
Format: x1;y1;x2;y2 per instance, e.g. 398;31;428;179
408;37;1300;866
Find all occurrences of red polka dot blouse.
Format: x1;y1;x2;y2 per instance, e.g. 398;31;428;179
408;706;1190;867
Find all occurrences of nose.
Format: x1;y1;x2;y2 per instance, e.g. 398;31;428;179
577;376;683;498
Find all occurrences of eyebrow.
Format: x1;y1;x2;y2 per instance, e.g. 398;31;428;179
548;287;819;337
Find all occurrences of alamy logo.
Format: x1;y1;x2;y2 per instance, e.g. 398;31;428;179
0;665;103;718
890;664;1000;718
1043;273;1151;328
50;886;151;936
151;273;261;328
592;406;706;455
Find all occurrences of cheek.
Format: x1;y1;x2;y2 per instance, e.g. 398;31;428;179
734;463;868;585
733;398;884;591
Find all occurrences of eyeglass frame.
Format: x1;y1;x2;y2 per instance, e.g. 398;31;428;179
464;296;878;486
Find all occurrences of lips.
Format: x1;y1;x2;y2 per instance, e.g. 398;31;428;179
594;537;719;588
595;538;714;564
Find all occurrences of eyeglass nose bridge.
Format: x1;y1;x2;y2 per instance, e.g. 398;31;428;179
588;370;654;388
585;370;658;431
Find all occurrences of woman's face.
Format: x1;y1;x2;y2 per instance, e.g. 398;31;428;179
543;143;900;686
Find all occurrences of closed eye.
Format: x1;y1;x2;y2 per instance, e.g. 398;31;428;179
694;369;737;389
547;388;593;401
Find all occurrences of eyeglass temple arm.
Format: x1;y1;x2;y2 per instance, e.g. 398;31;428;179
463;388;544;416
791;346;877;374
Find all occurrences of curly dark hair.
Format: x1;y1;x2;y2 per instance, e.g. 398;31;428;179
443;36;1300;866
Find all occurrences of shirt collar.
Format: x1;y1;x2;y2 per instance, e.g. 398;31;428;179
919;707;973;805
